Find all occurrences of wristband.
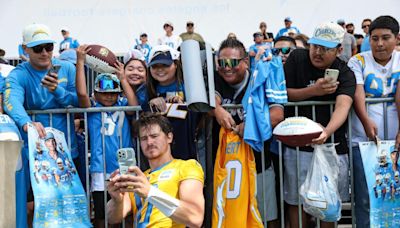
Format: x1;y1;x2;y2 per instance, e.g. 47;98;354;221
146;186;180;217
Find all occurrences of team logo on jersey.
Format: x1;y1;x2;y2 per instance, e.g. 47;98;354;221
158;169;174;181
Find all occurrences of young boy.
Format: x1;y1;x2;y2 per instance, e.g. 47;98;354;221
76;45;138;227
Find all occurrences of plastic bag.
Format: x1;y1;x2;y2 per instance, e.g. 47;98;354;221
299;143;342;222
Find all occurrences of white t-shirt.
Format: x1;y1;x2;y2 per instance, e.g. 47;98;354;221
157;35;182;50
348;51;400;144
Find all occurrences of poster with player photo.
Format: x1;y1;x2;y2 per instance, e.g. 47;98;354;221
359;140;400;228
28;123;91;227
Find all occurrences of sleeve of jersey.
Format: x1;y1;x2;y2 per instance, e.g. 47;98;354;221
347;54;365;85
179;159;204;184
52;63;78;107
3;72;31;128
265;57;288;104
0;76;4;94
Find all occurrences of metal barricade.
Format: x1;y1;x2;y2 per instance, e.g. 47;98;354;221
23;97;395;227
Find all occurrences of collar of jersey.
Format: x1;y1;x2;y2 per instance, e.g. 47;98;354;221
149;159;174;174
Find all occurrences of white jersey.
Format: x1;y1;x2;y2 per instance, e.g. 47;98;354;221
157;35;182;50
348;51;400;144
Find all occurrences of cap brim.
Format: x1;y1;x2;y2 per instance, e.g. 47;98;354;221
308;38;338;48
148;59;173;67
26;40;56;48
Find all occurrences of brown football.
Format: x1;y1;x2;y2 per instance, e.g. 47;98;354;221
85;44;117;73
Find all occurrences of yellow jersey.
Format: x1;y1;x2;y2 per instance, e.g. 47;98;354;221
129;159;204;228
212;128;263;228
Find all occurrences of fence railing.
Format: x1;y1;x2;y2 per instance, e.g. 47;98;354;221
23;97;395;227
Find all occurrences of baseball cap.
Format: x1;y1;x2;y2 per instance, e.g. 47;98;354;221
140;33;147;37
123;49;145;64
45;132;55;141
148;45;180;67
337;19;345;26
61;27;69;32
59;49;77;64
163;21;174;29
284;17;292;22
23;23;56;48
308;22;345;48
94;73;122;93
253;32;263;38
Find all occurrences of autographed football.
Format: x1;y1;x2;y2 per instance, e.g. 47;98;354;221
85;44;117;73
273;117;323;147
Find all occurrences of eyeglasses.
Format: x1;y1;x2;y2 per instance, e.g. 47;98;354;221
271;47;294;56
97;78;120;91
217;58;243;68
31;43;54;53
362;24;370;29
310;44;337;54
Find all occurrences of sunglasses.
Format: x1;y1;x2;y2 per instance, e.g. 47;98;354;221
271;47;293;55
362;24;370;29
187;23;194;27
31;43;54;53
218;58;243;68
97;78;120;91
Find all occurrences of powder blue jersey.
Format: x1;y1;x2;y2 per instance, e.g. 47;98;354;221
135;43;152;63
242;57;287;152
88;97;133;174
59;37;80;53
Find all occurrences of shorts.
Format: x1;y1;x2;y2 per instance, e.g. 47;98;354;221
256;165;278;221
92;191;111;219
283;147;350;205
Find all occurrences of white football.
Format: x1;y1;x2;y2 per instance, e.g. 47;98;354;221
273;116;323;147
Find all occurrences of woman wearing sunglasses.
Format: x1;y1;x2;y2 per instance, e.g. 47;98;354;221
145;45;201;161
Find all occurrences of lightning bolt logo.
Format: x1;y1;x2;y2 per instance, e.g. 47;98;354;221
216;179;226;228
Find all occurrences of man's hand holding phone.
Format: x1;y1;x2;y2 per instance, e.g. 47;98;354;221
42;64;61;92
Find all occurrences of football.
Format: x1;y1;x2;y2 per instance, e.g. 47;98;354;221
85;44;117;73
273;117;323;147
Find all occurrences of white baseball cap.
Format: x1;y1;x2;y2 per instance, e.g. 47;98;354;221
123;49;145;64
148;45;180;67
23;23;55;48
308;22;345;48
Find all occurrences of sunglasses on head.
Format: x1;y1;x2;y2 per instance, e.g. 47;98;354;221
97;78;119;91
271;47;293;55
218;58;243;68
31;43;54;53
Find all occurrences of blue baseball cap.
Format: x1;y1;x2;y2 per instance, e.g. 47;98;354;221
308;22;345;48
148;45;180;67
23;23;56;48
45;132;55;141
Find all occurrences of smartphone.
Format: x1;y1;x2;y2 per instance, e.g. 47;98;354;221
117;148;137;175
48;64;61;76
324;69;339;83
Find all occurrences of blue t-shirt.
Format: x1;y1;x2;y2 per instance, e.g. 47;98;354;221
361;35;371;52
275;26;301;39
153;81;200;160
134;43;152;63
59;37;80;53
88;97;133;174
249;42;272;72
18;44;29;61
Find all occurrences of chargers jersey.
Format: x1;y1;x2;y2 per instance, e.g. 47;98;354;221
348;51;400;144
212;128;263;228
129;159;204;228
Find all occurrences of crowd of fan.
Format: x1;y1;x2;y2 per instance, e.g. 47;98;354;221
0;15;400;228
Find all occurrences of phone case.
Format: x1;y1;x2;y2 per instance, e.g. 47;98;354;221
324;69;339;82
117;148;137;175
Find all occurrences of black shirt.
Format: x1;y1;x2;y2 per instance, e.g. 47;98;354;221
284;49;356;154
213;71;271;172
